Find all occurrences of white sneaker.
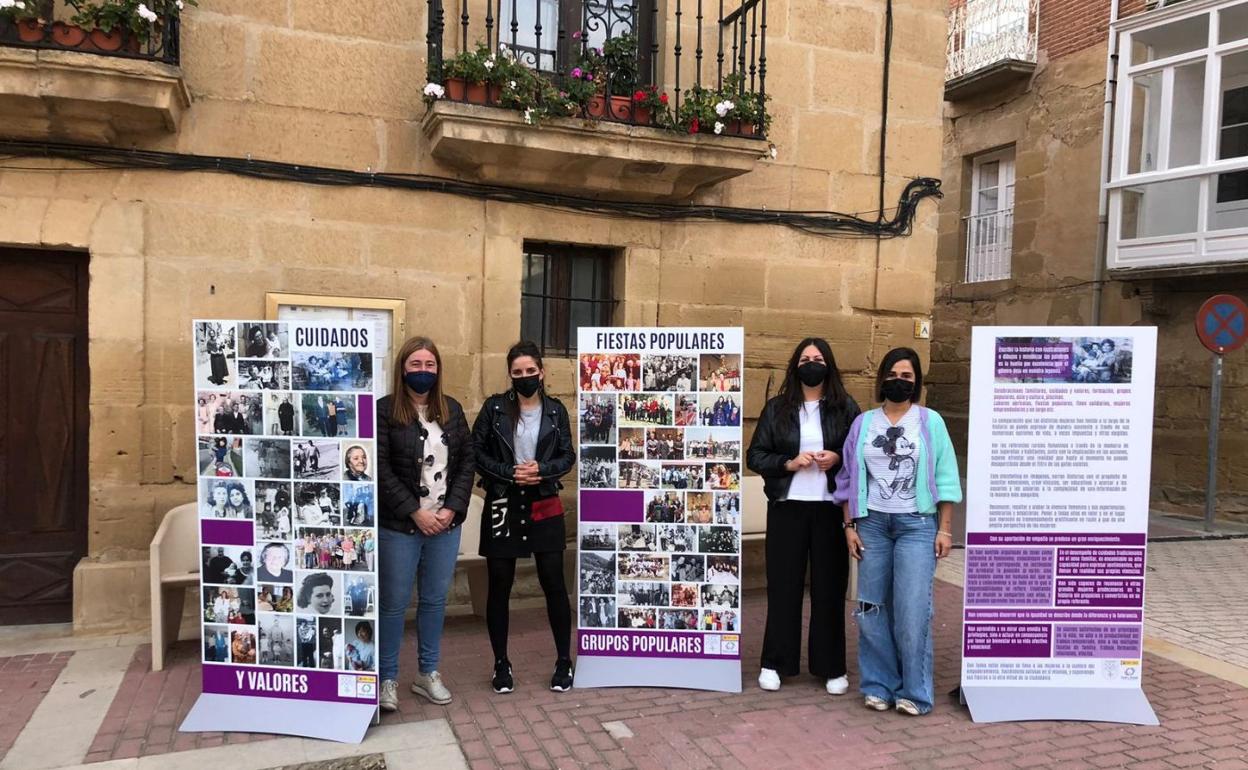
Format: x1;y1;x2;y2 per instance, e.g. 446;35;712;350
825;675;849;695
758;668;781;691
411;671;453;705
864;695;890;711
895;698;922;716
379;679;399;712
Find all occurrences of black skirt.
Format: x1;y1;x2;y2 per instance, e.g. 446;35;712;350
478;487;567;558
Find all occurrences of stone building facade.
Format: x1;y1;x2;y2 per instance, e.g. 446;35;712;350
0;0;947;631
932;0;1248;519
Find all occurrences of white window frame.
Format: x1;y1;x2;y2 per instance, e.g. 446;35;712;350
964;147;1016;283
1107;0;1248;270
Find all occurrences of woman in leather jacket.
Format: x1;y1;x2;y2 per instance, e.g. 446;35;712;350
472;341;577;694
746;337;860;696
376;336;474;711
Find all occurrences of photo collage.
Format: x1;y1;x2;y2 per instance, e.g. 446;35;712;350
577;351;743;636
194;321;378;675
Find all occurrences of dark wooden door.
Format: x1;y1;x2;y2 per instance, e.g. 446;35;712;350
0;249;89;625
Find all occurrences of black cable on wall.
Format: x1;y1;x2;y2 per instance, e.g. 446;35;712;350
0;139;941;239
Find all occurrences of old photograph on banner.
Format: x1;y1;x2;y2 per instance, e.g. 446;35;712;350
575;327;745;693
182;320;380;743
961;326;1159;725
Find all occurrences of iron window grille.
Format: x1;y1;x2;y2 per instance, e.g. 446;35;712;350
520;243;617;356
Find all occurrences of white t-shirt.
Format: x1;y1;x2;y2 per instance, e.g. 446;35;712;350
418;407;449;512
865;406;923;513
787;401;834;502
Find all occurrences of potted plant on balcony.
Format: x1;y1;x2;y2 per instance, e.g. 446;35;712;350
717;72;769;136
67;0;195;53
586;32;652;123
675;85;717;135
0;0;46;43
441;42;503;105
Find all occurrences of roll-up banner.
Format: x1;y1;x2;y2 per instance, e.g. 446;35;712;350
961;326;1159;725
574;327;746;693
181;320;380;742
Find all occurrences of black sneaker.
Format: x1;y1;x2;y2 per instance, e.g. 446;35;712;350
550;658;574;692
492;659;514;694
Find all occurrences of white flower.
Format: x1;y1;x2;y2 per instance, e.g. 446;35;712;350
484;57;495;70
714;121;724;135
137;3;158;22
0;0;17;9
714;99;735;118
509;80;516;89
523;108;535;125
176;0;183;8
423;82;445;98
769;145;777;160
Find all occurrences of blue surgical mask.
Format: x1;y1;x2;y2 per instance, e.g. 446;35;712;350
404;370;437;394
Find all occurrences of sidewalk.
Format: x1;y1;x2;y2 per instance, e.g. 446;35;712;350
3;540;1248;769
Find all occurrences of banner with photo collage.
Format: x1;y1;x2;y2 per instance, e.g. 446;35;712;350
574;327;745;693
181;320;380;743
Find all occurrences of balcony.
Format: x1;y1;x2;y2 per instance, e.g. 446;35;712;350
420;0;770;200
1106;0;1248;275
945;0;1038;101
964;208;1013;283
0;1;189;143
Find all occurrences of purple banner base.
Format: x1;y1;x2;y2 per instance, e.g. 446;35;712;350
578;630;741;660
202;663;378;705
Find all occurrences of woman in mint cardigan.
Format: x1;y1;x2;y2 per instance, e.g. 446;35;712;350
832;347;962;716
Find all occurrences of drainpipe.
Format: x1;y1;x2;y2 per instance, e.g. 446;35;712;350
1092;0;1121;325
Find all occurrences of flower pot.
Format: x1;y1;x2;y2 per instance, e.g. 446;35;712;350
588;93;649;123
464;80;488;104
88;27;125;52
444;77;467;101
726;119;757;136
488;84;502;104
16;19;45;43
51;21;87;48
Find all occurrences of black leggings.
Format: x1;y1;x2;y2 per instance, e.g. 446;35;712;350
486;553;571;661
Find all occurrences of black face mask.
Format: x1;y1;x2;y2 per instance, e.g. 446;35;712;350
796;361;828;388
881;378;916;403
512;374;542;398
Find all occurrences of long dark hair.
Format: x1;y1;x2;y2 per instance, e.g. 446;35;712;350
505;340;545;427
775;337;850;421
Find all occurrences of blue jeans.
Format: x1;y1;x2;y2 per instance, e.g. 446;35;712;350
378;524;462;680
855;510;937;713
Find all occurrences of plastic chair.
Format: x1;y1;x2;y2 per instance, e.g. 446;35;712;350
149;502;200;671
457;494;487;616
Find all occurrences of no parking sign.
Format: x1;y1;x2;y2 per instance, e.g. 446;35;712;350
1196;294;1248;354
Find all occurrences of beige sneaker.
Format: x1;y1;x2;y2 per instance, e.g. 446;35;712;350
379;679;399;712
411;671;452;705
864;695;890;711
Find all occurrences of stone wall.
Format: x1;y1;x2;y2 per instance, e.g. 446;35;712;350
0;0;948;631
929;39;1248;521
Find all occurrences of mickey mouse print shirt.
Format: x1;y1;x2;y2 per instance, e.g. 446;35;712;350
864;405;923;514
416;406;449;512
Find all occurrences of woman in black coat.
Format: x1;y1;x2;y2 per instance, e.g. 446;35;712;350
746;337;860;695
376;336;474;711
472;341;576;694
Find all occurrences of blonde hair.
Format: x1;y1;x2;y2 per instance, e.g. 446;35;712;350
390;336;448;426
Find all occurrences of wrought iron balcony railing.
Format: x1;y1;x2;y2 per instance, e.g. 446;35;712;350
0;1;180;65
426;0;769;137
946;0;1037;83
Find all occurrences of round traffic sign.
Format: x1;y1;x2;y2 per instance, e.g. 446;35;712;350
1196;294;1248;354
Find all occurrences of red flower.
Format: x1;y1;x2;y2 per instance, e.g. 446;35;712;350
689;119;699;134
634;89;646;102
659;92;669;104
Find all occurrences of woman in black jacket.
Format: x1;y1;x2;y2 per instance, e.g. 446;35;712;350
472;341;577;694
376;336;474;711
746;337;860;695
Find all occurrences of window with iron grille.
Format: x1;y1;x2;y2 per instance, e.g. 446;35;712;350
520;243;617;356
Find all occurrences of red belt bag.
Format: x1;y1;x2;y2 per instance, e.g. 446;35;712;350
530;496;564;522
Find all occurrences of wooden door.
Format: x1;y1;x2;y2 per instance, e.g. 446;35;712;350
0;248;89;625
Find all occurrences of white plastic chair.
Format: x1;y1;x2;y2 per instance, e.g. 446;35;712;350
457;494;487;616
149;502;199;671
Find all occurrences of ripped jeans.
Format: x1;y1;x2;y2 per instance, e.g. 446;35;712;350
855;510;936;713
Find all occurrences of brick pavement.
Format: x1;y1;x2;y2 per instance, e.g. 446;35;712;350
0;653;72;764
79;578;1248;769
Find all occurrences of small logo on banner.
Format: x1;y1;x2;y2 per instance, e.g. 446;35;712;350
704;635;721;655
1120;660;1140;681
356;675;378;699
338;675;357;698
720;635;740;655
